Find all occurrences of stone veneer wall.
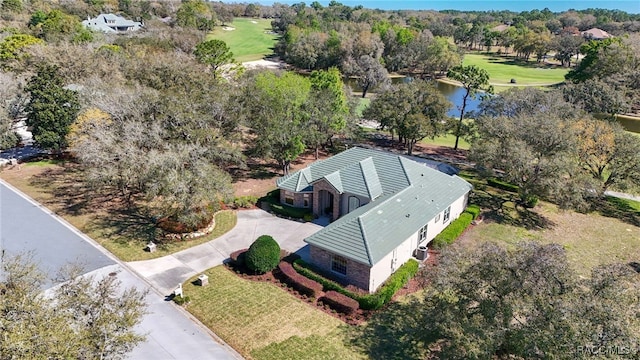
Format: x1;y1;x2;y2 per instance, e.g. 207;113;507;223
311;179;341;221
309;245;372;292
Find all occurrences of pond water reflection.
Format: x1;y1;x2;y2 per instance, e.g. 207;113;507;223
345;77;639;133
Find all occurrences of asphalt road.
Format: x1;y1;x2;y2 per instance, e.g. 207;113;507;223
0;180;241;360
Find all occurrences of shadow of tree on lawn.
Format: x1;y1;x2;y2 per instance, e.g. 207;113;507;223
345;299;429;360
86;206;159;248
593;196;640;227
28;164;96;217
470;189;555;230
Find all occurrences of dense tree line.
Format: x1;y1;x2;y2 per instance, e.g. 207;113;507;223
352;241;640;359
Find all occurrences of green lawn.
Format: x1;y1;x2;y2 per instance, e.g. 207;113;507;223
183;266;364;360
462;184;640;276
0;163;238;262
421;133;470;150
461;53;569;87
206;18;278;63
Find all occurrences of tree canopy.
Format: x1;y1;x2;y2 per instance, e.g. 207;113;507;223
351;241;640;359
364;79;450;155
25;64;80;152
194;39;235;79
0;253;148;359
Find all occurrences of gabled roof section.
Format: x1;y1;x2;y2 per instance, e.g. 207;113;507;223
323;171;344;193
276;147;411;195
305;163;473;266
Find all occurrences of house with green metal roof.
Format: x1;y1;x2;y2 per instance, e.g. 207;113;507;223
276;147;472;293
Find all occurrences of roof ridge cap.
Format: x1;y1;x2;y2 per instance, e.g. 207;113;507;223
358;157;376;199
357;217;373;265
398;156;413;185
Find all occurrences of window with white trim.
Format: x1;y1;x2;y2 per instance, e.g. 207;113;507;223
331;255;347;275
419;224;428;242
443;206;451;223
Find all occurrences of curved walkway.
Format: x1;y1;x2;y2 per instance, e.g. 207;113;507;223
127;210;323;296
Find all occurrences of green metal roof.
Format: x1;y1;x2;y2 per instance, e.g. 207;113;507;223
304;148;472;266
276;147;410;197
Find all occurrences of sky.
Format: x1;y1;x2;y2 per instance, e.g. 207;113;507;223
251;1;640;14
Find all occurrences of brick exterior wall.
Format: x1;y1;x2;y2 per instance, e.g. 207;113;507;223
279;190;312;209
309;246;372;292
312;179;341;222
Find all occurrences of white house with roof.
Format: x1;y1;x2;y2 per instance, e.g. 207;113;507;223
82;13;143;33
276;147;472;293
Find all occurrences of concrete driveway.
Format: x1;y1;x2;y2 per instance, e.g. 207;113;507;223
0;180;241;360
128;210;323;296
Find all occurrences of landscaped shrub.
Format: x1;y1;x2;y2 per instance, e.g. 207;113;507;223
320;291;359;314
245;235;281;274
292;259;419;310
464;204;481;220
432;212;474;248
232;196;258;209
229;248;247;267
487;178;519;193
278;261;323;297
156;205;217;234
268;202;312;219
377;259;420;304
172;294;191;305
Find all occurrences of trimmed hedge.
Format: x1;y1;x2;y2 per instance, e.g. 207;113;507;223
377;259;420;304
245;235;281;274
320;291;359;314
433;212;473;248
278;261;323;297
269;202;312;219
487;178;519;193
465;204;481;220
293;258;420;310
259;189;312;219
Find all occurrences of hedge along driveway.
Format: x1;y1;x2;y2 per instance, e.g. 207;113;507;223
127;209;323;295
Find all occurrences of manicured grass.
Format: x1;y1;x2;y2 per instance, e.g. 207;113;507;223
461;196;640;277
206;18;278;63
355;98;370;118
461;53;569;87
24;159;64;167
420;133;470;150
183;266;364;360
0;163;237;262
100;210;237;262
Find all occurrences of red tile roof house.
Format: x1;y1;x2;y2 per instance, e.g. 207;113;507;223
276;147;472;293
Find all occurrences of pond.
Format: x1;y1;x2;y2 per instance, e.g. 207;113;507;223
344;77;482;118
346;78;640;134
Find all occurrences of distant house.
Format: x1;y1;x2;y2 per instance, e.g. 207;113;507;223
82;13;143;33
491;24;510;32
276;147;472;293
581;28;613;40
